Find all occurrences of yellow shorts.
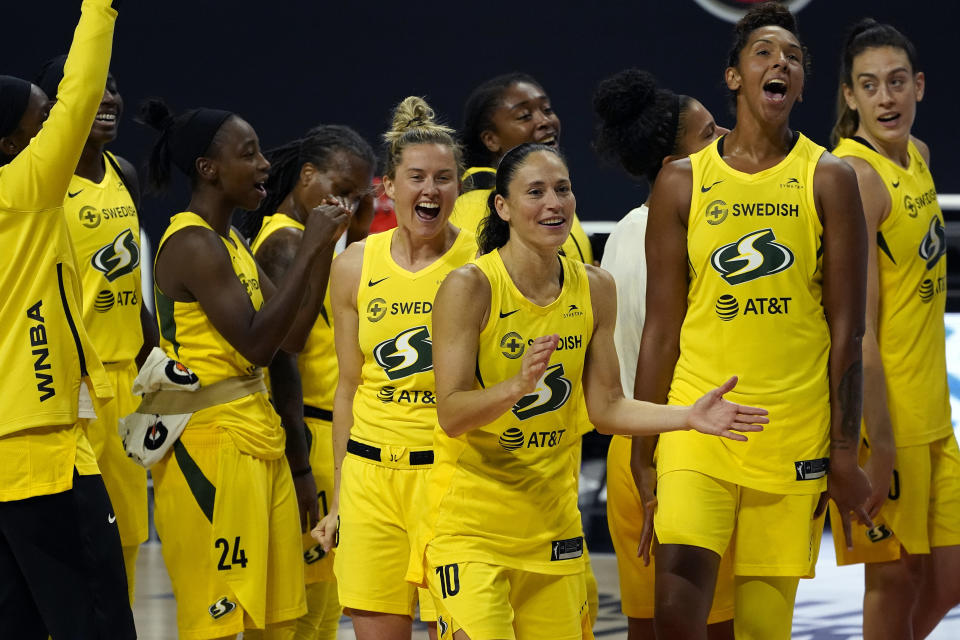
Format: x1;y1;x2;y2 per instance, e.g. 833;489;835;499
655;469;823;577
832;433;960;564
606;437;734;621
334;440;436;620
152;426;306;640
86;361;148;547
302;416;336;584
428;559;587;640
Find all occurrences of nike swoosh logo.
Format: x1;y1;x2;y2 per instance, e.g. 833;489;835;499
892;180;900;188
107;514;116;524
499;309;519;318
68;190;84;198
700;180;723;193
368;277;389;287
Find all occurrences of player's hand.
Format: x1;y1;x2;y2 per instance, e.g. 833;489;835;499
512;334;559;398
631;463;658;566
292;470;320;533
862;442;895;520
823;458;873;549
688;376;768;441
303;201;352;254
312;508;339;553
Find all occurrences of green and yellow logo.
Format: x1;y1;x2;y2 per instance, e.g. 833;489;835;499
511;363;571;421
919;217;946;270
710;228;794;285
373;326;433;380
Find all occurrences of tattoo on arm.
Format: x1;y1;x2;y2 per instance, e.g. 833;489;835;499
836;359;863;449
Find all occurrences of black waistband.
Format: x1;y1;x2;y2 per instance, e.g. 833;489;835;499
346;438;434;465
304;405;333;421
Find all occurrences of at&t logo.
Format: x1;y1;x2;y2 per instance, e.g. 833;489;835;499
714;294;792;320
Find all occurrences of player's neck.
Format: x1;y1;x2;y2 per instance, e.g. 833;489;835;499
390;223;456;271
75;142;107;183
724;110;794;173
855;127;910;168
277;193;307;225
187;188;237;237
499;239;563;307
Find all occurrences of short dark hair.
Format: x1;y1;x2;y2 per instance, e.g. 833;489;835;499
462;72;541;169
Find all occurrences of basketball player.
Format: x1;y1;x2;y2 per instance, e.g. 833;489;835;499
827;19;960;640
0;1;135;638
422;143;767;640
142;98;349;640
592;68;734;640
249;124;376;640
33;53;157;603
635;4;873;638
311;97;476;640
455;73;592;264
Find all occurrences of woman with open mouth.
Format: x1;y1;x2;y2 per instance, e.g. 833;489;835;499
454;73;593;265
827;19;960;640
635;3;871;639
143;99;348;640
420;142;766;640
311;96;476;640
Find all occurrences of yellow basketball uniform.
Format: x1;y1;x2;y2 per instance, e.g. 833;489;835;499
334;227;476;619
451;166;594;264
152;212;305;639
829;137;960;562
0;0;115;503
655;134;829;576
62;152;148;559
422;250;592;640
252;213;338;586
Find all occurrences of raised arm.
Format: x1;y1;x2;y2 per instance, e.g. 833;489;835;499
815;153;873;538
0;0;117;209
312;241;363;551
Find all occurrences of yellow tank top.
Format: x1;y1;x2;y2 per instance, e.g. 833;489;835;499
62;152;142;364
251;213;338;413
426;251;593;574
155;212;284;458
834;137;951;446
352;227;476;447
658;134;831;495
450;166;594;264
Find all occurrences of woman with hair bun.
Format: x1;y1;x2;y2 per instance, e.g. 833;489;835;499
311;96;476;640
827;18;960;640
592;68;733;640
420;141;765;640
143;98;349;640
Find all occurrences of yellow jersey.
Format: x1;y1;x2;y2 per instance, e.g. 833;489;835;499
251;213;337;413
834;137;951;446
658;134;831;495
451;166;594;264
63;151;142;364
0;0;115;500
352;227;476;447
426;251;593;575
155;212;284;458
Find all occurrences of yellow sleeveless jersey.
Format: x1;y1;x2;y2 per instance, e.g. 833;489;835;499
155;212;284;458
658;134;831;495
353;227;476;447
426;251;593;574
450;166;594;264
63;152;142;364
251;213;337;412
0;0;114;441
834;137;951;446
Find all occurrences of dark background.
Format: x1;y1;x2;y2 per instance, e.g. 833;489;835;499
3;0;955;243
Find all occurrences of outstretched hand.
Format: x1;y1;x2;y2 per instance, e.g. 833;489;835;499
688;376;768;441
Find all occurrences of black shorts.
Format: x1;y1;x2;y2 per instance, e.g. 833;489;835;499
0;471;136;639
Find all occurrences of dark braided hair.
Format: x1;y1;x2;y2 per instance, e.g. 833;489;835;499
593;69;692;185
462;72;541;169
240;124;375;238
831;19;920;146
479;143;565;255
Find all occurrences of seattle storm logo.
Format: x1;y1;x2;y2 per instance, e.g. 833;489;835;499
373;326;433;380
919;217;946;270
710;228;794;285
511;363;571;421
91;228;140;282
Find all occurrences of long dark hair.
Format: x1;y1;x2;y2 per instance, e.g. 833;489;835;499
478;142;565;255
831;19;920;146
240;124;375;239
